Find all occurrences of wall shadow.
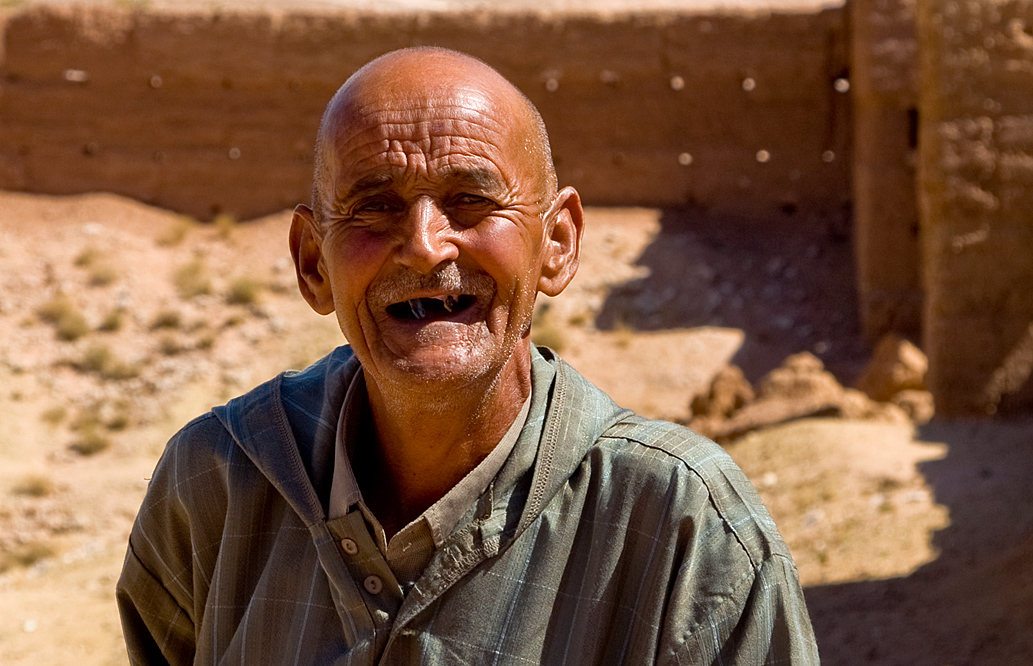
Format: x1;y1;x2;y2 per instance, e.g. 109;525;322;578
804;419;1033;665
594;206;867;384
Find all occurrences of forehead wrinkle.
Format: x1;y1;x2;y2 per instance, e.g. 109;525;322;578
333;126;516;193
346;93;506;129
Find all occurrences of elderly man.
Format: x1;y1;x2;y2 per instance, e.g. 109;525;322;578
117;48;818;665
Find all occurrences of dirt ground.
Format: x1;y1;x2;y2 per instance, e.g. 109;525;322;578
0;190;1030;665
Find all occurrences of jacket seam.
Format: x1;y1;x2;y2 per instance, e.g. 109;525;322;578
597;428;769;570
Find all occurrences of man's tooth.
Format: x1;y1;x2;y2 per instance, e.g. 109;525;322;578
409;299;426;320
443;296;456;313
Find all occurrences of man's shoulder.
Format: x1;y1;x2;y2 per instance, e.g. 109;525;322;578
589;412;791;566
159;345;358;473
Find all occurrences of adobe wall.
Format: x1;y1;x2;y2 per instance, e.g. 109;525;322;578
919;0;1033;415
0;3;850;222
851;0;921;343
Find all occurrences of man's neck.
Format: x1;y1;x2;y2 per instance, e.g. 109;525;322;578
358;352;533;537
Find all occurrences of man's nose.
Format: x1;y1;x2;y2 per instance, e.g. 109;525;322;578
395;197;459;273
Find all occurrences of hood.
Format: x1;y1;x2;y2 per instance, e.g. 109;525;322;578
212;346;361;526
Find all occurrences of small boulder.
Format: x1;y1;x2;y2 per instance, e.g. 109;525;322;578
757;351;843;403
855;334;928;402
690;365;754;419
892;389;936;425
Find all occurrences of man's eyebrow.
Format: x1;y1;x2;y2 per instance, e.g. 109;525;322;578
442;167;507;194
340;173;396;203
336;167;507;207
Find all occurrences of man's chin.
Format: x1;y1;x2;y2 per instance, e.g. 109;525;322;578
376;346;495;389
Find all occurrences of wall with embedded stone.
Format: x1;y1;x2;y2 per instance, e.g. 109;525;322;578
851;0;921;344
0;4;851;221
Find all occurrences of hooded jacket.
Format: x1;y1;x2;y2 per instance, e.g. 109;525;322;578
117;345;818;665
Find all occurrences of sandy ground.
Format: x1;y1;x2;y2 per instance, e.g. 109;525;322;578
0;190;1030;665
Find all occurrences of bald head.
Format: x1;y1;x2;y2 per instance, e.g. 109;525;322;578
311;47;557;225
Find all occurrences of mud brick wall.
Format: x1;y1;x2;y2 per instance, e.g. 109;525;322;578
852;0;921;343
0;5;851;222
919;0;1033;415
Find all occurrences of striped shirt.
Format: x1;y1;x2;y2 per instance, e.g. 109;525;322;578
117;345;819;665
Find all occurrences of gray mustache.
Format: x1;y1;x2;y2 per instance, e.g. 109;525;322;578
367;263;495;307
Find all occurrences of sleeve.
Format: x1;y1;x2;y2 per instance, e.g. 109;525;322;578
703;553;819;665
115;414;229;666
660;541;820;666
656;456;820;665
116;543;196;666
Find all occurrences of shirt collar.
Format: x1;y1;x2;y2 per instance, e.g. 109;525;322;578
328;369;532;549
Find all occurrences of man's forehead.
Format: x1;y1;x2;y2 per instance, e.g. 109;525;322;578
323;92;526;185
328;85;511;148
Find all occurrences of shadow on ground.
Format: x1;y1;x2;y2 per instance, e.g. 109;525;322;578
594;205;868;384
594;207;1033;663
805;419;1033;665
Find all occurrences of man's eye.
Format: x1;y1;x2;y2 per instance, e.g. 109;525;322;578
452;194;493;207
354;199;394;214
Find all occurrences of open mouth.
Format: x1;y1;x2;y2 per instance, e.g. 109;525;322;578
385;295;478;321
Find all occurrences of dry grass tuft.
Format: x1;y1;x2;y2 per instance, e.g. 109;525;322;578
88;262;119;287
37;294;90;341
158;215;196;247
12;474;56;498
226;276;262;305
151;309;182;330
75;343;140;380
40;405;68;426
214;213;237;240
98;307;125;332
74;246;102;268
158;334;184;356
0;541;56;573
106;412;130;431
174;258;212;299
75;246;119;286
69;427;112;456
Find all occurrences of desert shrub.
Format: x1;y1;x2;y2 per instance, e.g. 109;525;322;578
37;295;89;341
223;313;244;328
12;474;55;498
174;259;212;299
158;215;196;247
88;262;118;287
77;343;112;374
151;309;182;329
106;413;129;431
214;213;237;240
75;343;140;380
225;277;262;305
69;427;111;456
74;246;102;267
40;405;68;426
75;246;118;286
158;334;183;356
0;541;56;573
98;307;124;332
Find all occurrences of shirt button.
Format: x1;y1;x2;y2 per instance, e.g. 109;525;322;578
364;575;383;595
340;538;358;555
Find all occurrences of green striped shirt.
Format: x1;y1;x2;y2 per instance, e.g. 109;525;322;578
117;345;819;665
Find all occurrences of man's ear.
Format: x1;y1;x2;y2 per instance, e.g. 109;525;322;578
289;204;335;315
538;186;584;297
